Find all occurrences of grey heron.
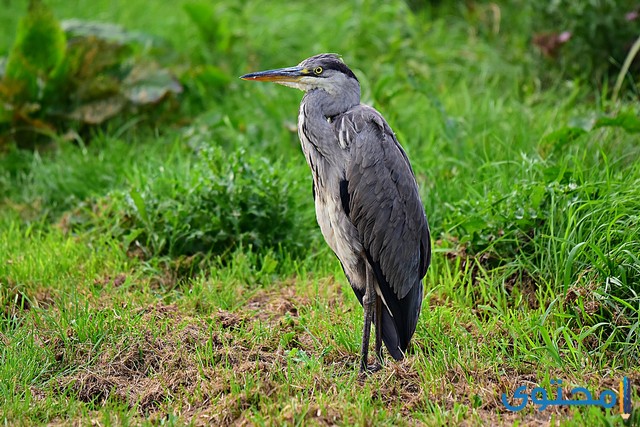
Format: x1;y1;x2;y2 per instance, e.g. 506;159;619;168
241;54;431;373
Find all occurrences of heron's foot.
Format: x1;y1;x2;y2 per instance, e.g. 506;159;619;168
367;362;382;373
358;361;382;378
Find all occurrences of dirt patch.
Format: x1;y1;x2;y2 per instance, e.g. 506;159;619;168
52;300;290;420
51;285;319;422
245;286;310;323
93;273;127;288
135;301;181;319
181;375;282;427
303;404;343;425
504;270;539;309
57;323;217;412
214;308;246;330
370;362;426;414
54;304;216;411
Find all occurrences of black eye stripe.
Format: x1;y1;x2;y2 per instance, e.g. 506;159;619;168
304;54;359;81
322;61;358;81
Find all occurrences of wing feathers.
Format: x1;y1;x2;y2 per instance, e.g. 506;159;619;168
337;104;431;357
342;106;430;298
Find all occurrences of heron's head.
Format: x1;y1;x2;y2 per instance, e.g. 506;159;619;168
241;53;359;95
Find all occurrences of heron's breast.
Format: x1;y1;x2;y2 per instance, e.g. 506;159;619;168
315;194;362;275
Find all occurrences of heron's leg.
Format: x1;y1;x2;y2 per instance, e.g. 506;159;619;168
359;262;375;374
374;294;383;364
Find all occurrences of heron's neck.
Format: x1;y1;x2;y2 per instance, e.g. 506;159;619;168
302;83;360;119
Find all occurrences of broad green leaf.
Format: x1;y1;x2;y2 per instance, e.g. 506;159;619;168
123;63;182;105
4;0;67;102
66;96;126;125
60;19;161;47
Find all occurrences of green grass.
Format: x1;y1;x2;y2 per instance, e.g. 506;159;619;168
1;0;639;425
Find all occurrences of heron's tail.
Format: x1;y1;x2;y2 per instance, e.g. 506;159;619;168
378;279;423;360
351;278;423;361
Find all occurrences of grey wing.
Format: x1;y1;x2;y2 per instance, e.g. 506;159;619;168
338;105;431;356
340;105;430;296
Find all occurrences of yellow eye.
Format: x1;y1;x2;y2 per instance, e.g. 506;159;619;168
314;66;323;75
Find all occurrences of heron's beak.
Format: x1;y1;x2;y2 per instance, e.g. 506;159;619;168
240;66;306;83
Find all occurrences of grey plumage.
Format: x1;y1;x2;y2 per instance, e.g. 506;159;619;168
241;53;431;371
